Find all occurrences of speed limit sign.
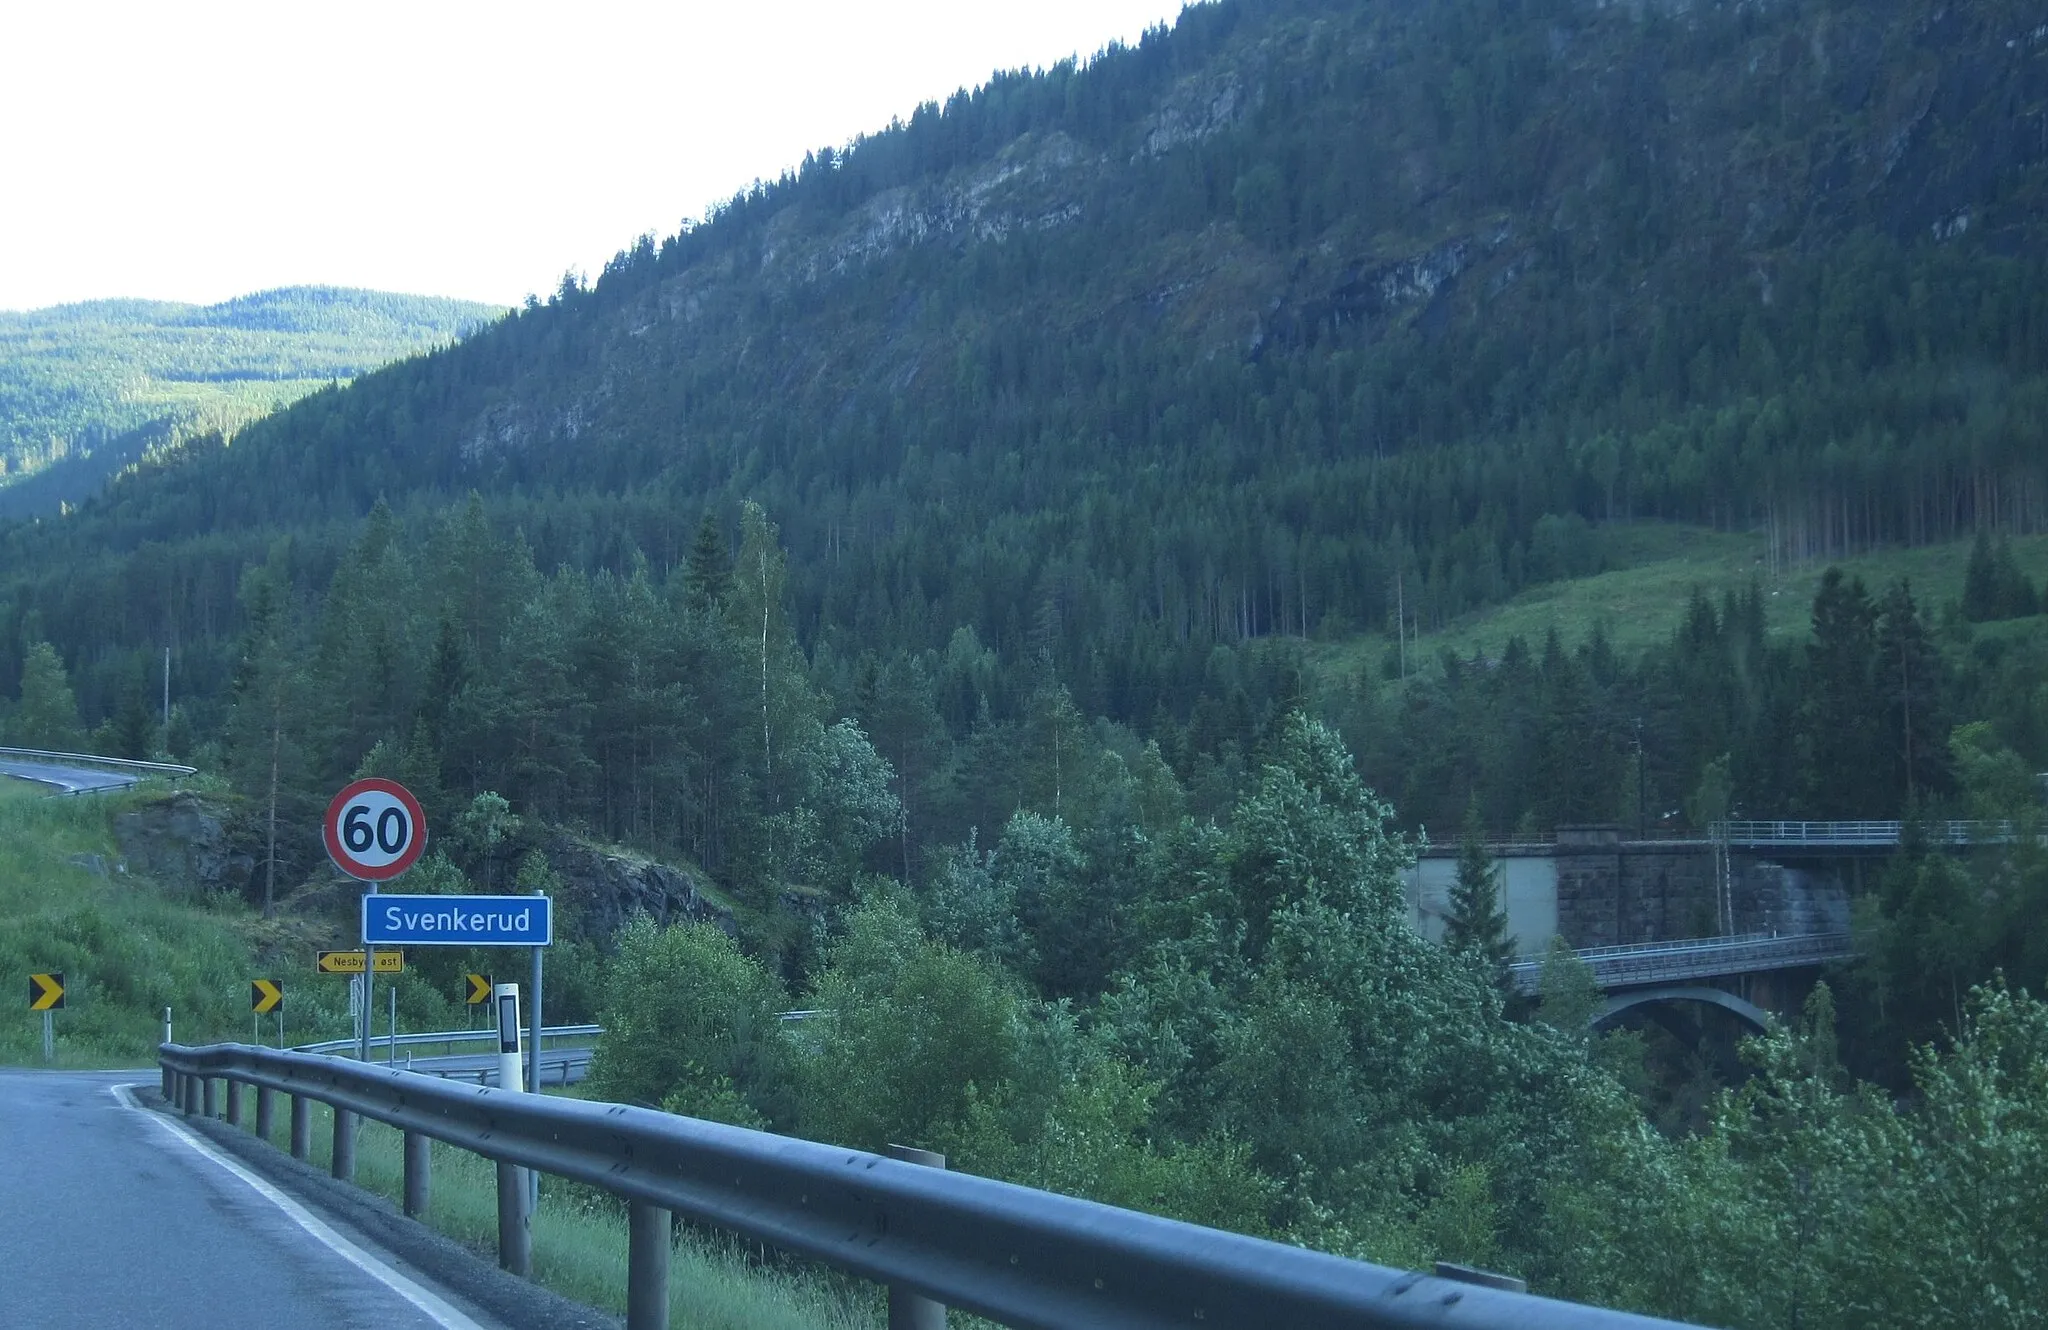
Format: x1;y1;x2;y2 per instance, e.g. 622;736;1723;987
323;778;428;881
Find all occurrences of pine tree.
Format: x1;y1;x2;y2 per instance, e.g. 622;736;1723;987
1443;797;1514;986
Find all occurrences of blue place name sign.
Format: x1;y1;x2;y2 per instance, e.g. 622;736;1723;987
362;894;553;947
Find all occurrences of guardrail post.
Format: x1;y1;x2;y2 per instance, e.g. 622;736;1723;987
885;1145;948;1330
497;1161;531;1276
628;1200;671;1330
290;1095;311;1160
161;1065;174;1100
332;1107;356;1181
255;1086;276;1142
183;1072;201;1116
223;1079;241;1126
403;1131;431;1218
202;1077;219;1119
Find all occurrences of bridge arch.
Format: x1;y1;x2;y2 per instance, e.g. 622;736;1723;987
1593;985;1773;1035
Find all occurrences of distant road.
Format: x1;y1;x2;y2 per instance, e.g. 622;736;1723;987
0;1069;504;1329
0;758;140;794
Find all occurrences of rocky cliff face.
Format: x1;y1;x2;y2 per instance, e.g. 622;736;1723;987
443;0;2048;476
541;833;736;942
112;791;258;897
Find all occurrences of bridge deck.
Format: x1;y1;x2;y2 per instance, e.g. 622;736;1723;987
1510;931;1855;995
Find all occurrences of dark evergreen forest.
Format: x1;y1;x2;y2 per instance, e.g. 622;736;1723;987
2;1;2047;1322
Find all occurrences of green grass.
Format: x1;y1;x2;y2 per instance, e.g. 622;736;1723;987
228;1094;878;1329
1313;524;2048;685
0;776;47;805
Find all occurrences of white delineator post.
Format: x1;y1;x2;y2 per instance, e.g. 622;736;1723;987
493;982;531;1276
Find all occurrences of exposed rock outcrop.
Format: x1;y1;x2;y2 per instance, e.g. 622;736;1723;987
112;791;257;897
542;833;736;942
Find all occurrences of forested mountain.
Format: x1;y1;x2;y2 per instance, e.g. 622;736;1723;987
0;286;503;517
6;0;2046;695
5;1;2048;1319
1;0;2042;844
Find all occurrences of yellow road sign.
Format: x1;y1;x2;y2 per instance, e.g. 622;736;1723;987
251;979;283;1013
464;973;492;1005
316;950;404;975
29;972;64;1011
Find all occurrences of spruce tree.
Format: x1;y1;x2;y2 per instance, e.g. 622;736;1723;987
1443;797;1514;985
1797;569;1884;818
1962;531;2001;622
1876;579;1954;809
684;511;732;612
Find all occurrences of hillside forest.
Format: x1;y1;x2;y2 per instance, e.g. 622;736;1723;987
0;286;503;519
2;0;2047;1325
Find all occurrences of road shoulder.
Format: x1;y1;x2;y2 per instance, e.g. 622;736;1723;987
125;1085;619;1330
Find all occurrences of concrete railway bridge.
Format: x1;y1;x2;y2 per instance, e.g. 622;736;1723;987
1406;819;2025;1030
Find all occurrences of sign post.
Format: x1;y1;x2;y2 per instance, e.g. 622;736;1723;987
252;979;281;1045
323;778;427;1063
29;972;63;1062
361;891;558;1212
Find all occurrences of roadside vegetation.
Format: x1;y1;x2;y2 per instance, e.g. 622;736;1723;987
252;1096;877;1330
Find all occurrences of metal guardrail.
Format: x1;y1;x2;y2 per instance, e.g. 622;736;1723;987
0;745;198;779
1510;932;1855;996
294;1023;603;1057
294;1024;601;1086
157;1043;1701;1330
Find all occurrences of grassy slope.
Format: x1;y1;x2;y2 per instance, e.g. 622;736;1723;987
0;779;488;1061
1313;525;2048;683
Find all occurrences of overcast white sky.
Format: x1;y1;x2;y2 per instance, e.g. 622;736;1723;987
0;1;1192;312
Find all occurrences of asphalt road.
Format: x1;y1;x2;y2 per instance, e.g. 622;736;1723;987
0;759;137;794
0;1069;514;1330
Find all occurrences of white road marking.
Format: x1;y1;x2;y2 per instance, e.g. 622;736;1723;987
112;1083;489;1330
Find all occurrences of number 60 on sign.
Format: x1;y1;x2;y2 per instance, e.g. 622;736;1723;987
323;778;428;881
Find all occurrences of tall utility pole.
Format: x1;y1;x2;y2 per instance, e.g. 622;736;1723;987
161;647;171;755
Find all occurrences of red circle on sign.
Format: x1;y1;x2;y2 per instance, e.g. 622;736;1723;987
323;778;428;881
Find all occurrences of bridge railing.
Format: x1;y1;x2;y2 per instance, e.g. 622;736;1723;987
1510;932;1856;995
1711;819;2018;847
157;1043;1700;1330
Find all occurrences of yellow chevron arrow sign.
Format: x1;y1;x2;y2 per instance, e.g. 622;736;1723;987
464;973;492;1005
251;979;283;1014
28;972;64;1011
